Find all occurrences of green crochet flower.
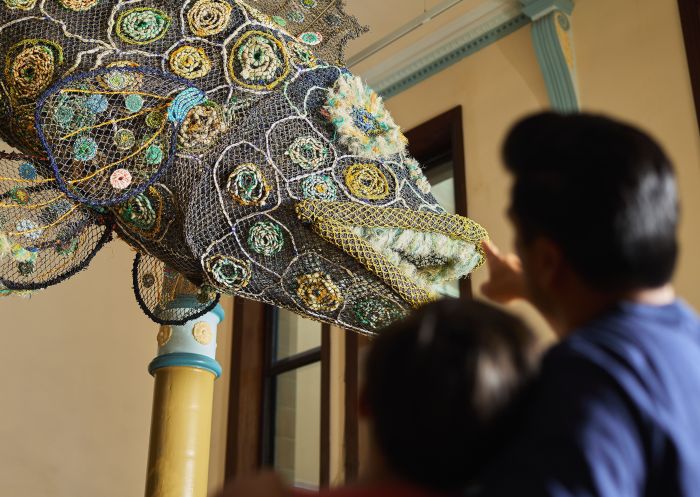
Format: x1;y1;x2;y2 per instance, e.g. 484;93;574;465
353;297;405;330
117;8;171;45
144;144;164;165
206;255;251;290
248;221;284;256
73;136;98;161
118;193;157;231
301;175;337;201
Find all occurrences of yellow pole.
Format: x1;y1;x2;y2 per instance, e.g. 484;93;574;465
145;302;224;497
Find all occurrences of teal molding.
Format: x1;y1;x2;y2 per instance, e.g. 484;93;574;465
166;296;224;323
211;303;225;324
530;10;580;112
168;295;203;310
379;14;529;99
521;0;574;20
149;352;222;378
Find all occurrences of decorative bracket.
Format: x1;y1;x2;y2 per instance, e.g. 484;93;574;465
522;0;580;112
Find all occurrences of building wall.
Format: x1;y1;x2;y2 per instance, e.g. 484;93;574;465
0;237;234;497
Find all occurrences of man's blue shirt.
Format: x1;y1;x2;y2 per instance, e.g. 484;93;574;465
482;300;700;497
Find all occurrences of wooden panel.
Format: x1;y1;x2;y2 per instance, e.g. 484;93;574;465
679;0;700;134
320;324;332;487
225;297;267;478
343;332;360;482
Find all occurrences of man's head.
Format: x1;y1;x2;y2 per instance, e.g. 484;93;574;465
361;299;538;491
503;112;679;316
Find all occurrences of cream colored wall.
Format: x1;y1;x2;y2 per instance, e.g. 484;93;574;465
384;0;700;332
0;243;153;497
0;236;234;497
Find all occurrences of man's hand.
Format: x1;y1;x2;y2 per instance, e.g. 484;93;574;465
480;240;527;304
216;471;292;497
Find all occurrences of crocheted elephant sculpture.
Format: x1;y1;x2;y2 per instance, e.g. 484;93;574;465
0;0;487;334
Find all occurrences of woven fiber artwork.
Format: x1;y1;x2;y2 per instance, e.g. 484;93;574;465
0;0;488;334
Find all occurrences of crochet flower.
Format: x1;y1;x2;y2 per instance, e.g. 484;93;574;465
178;103;226;151
4;0;36;10
247;221;284;256
296;271;342;312
226;163;270;206
286;136;328;170
301;175;337;201
206;255;251;290
117;8;171;45
238;35;282;83
169;45;211;79
118;193;157;230
324;74;407;159
110;168;132;190
187;0;232;37
353;296;405;330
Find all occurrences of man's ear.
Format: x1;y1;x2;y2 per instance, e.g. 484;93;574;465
530;236;564;290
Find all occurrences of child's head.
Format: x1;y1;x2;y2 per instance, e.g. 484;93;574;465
362;298;539;491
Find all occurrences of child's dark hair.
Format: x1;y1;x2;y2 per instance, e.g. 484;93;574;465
363;298;539;491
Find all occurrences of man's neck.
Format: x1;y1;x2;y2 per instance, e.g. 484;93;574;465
554;284;676;338
625;284;676;306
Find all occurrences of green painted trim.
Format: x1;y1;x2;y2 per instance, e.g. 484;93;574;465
521;0;574;19
168;295;202;310
211;303;225;324
148;352;222;378
380;14;530;99
531;12;579;112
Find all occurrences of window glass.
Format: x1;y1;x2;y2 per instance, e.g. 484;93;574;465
424;160;459;297
274;308;322;361
426;161;455;215
273;362;322;489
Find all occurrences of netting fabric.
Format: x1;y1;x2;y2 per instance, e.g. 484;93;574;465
0;151;112;290
0;0;488;334
133;252;220;326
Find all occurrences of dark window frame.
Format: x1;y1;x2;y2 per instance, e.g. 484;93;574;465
225;298;331;486
405;105;472;297
679;0;700;135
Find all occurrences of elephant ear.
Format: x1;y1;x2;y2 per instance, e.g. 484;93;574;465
132;252;220;326
0;152;113;291
245;0;367;64
35;66;207;207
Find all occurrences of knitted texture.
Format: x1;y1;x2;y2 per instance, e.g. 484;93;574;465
0;0;488;334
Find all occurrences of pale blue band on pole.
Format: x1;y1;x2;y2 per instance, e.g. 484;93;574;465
148;352;222;378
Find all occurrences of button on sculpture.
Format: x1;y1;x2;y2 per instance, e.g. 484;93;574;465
0;0;488;335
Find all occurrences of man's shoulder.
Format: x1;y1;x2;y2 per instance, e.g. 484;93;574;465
548;300;700;363
540;300;700;408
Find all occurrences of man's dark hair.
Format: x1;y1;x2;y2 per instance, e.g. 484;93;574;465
503;112;679;292
364;299;538;491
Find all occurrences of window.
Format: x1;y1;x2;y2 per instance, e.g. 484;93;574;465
225;299;331;488
262;308;328;490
